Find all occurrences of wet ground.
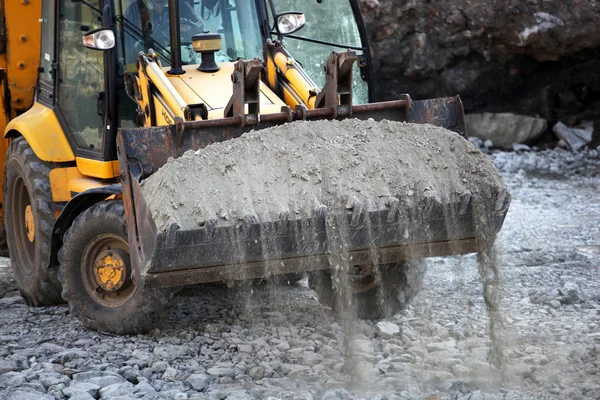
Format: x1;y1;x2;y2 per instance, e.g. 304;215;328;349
1;148;599;400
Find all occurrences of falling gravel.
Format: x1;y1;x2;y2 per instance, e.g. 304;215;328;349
140;119;511;377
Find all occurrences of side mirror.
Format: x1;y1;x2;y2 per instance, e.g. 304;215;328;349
276;12;306;35
82;28;115;50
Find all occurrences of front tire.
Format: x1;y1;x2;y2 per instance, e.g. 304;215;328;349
58;200;171;334
4;137;63;305
309;260;426;319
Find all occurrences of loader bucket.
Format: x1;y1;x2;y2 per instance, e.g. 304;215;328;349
116;95;508;289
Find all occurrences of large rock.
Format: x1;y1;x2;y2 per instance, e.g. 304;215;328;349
553;121;594;150
465;113;547;149
375;321;401;338
184;373;209;391
560;282;586;304
359;0;600;129
3;389;54;400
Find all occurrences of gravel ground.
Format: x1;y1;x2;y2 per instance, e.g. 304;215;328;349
1;148;599;400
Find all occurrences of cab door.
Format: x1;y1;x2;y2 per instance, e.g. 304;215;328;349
56;0;117;172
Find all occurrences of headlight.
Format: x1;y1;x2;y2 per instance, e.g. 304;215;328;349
82;29;116;51
277;13;306;35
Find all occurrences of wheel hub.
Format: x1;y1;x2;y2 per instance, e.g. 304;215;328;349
93;249;128;292
24;205;35;243
349;264;377;292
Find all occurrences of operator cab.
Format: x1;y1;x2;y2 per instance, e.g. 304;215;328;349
115;0;369;103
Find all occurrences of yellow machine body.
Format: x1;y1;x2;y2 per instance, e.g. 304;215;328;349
165;64;287;120
0;0;120;217
0;0;45;229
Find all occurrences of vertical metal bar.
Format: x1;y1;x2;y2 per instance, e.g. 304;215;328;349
220;0;235;57
102;0;118;161
0;0;6;54
348;0;374;103
167;0;184;75
254;0;271;45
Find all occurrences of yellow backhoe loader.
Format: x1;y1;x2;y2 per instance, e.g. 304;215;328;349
0;0;510;333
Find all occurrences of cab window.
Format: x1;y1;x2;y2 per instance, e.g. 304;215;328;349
269;0;369;104
57;0;106;154
116;0;263;71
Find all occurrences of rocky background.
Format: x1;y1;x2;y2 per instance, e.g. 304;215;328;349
359;0;600;149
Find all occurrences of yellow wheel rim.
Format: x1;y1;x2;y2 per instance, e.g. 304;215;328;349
81;234;136;308
24;205;35;243
93;250;127;292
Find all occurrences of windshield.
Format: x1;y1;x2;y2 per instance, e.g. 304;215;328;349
269;0;369;104
117;0;263;70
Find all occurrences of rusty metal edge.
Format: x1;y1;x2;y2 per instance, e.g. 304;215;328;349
143;238;478;289
116;132;145;288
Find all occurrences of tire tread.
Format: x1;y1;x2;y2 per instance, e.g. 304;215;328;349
4;137;63;306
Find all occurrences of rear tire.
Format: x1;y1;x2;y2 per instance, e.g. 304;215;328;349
4;137;63;305
58;200;171;334
309;260;426;319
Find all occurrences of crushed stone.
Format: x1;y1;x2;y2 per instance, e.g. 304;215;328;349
140;119;507;233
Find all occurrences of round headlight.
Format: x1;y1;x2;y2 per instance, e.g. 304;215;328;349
277;13;306;35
